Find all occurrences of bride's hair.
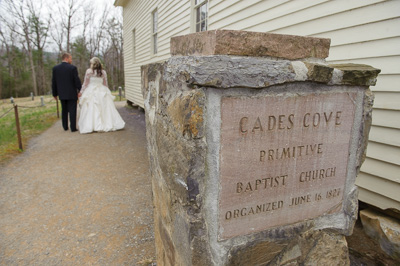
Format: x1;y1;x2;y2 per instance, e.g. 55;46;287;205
90;57;103;77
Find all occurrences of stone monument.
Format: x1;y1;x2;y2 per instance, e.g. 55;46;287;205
142;30;380;265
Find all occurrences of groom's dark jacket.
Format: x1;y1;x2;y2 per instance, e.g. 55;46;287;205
52;62;82;100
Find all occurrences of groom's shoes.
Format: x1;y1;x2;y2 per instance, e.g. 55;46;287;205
71;129;78;132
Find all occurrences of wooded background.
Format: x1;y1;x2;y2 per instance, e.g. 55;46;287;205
0;0;124;98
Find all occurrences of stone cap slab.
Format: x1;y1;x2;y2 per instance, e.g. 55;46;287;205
170;30;331;60
329;64;382;86
164;56;381;89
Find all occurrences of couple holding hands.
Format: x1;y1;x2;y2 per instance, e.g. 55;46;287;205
52;52;125;134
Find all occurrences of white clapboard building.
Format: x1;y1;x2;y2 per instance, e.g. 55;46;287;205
114;0;400;214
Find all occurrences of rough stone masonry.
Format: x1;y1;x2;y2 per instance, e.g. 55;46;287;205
142;30;380;265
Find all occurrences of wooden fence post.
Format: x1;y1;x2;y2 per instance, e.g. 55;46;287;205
14;105;23;150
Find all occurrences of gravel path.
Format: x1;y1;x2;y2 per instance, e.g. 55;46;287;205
0;102;155;265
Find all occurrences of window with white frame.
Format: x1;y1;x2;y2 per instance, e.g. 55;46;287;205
152;9;158;54
132;29;136;62
195;0;208;32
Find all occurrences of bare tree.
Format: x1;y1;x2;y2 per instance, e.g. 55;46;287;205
75;3;95;77
0;0;125;99
50;0;81;54
103;15;124;89
64;0;81;53
0;27;15;85
87;6;109;58
50;15;66;54
27;0;50;95
0;23;32;98
81;3;95;43
0;31;4;97
0;23;18;97
1;0;38;95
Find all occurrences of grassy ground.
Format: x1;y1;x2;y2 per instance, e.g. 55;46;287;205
111;90;126;102
0;92;126;164
0;95;59;164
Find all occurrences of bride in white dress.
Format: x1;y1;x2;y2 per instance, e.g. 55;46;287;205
78;57;125;134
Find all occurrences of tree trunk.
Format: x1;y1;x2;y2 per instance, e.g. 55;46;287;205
0;64;2;98
27;46;38;96
37;49;46;95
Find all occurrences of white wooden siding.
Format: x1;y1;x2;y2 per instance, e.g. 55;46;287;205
373;75;400;92
209;0;400;211
369;126;400;147
119;0;191;106
119;0;400;211
373;92;400;110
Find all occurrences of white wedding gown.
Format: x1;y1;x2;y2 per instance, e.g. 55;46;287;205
78;69;125;134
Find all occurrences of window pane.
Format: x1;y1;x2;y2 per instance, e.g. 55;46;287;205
196;7;201;24
195;1;208;32
153;34;157;54
195;0;205;5
153;11;158;33
201;3;207;21
201;20;206;32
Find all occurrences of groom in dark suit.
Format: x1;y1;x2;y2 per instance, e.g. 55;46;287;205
52;52;82;132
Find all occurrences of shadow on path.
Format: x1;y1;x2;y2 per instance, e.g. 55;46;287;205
0;102;155;265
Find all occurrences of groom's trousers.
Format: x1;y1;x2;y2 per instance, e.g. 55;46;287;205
60;99;77;131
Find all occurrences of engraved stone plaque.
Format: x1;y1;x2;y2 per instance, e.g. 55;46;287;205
219;92;357;239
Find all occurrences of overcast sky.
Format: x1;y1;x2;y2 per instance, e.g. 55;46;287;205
43;0;122;51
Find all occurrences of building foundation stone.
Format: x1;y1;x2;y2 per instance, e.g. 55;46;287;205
360;209;400;260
